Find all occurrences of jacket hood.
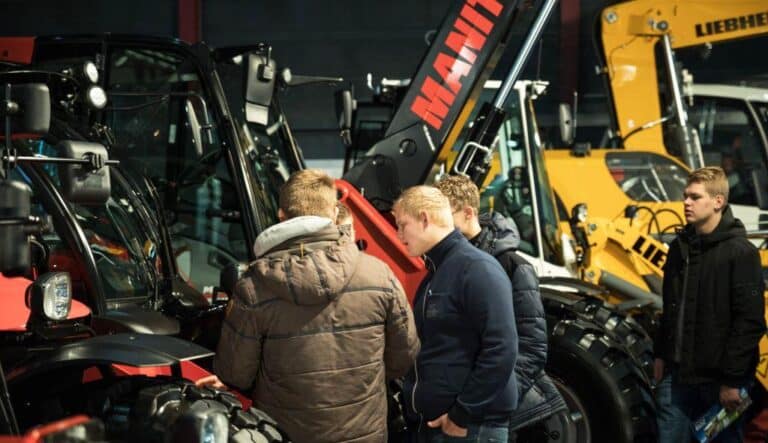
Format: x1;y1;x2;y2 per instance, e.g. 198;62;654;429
251;216;359;306
471;212;521;257
682;205;746;246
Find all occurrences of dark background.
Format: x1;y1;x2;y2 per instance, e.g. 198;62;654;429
3;0;767;173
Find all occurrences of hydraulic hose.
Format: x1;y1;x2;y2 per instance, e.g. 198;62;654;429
599;269;662;310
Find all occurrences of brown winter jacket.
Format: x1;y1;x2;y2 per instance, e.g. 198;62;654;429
214;216;419;443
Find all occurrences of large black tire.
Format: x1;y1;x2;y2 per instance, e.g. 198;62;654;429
12;374;290;442
541;286;655;384
542;318;657;443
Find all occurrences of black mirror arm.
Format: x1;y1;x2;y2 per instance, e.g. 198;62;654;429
2;154;119;170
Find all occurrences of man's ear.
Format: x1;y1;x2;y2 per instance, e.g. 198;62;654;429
463;205;475;220
714;195;725;212
419;210;430;228
333;204;340;222
278;208;286;221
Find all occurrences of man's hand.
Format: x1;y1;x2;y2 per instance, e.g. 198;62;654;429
654;358;665;383
719;386;743;412
427;414;467;437
195;374;228;390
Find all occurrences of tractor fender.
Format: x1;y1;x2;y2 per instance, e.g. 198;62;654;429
6;333;213;384
90;305;181;336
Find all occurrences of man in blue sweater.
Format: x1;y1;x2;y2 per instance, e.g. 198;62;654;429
393;185;518;442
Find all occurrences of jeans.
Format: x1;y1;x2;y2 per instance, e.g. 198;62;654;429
416;422;509;443
656;371;744;443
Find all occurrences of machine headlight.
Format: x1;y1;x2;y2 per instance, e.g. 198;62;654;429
571;203;588;224
83;61;99;84
86;85;107;109
33;272;72;321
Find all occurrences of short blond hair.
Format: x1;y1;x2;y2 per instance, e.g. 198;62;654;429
279;169;337;219
687;166;729;203
336;201;352;225
435;175;480;211
393;185;453;227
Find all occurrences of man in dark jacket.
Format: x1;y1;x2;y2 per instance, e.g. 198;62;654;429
206;169;420;442
436;175;567;440
654;167;765;443
393;185;518;442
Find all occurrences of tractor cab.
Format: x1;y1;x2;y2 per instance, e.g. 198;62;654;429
0;74;287;442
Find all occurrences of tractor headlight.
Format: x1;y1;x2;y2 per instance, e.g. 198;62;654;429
32;272;72;321
83;61;99;84
85;85;107;109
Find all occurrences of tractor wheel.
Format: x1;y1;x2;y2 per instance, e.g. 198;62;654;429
569;295;655;382
104;377;290;442
11;374;290;442
542;318;657;443
515;375;592;443
541;288;655;384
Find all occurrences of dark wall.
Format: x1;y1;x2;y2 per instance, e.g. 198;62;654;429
203;0;458;160
3;0;767;161
2;0;176;36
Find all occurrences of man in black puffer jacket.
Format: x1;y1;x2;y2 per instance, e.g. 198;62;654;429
436;176;567;440
654;167;765;443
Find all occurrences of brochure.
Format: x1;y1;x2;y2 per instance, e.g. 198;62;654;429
692;387;751;443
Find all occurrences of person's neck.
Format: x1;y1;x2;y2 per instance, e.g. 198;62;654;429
424;226;456;251
466;220;482;240
694;212;722;235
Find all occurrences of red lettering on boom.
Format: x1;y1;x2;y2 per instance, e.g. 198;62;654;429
409;0;505;130
410;76;457;130
460;4;494;35
468;0;503;17
434;53;472;94
445;17;487;64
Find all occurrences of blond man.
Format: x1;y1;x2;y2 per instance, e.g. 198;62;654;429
654;167;764;443
212;169;419;443
393;185;518;442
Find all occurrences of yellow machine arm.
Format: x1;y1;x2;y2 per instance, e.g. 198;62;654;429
600;0;768;151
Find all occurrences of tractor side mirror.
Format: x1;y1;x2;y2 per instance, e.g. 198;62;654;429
558;102;574;146
335;89;355;147
5;83;51;136
751;168;768;210
244;52;276;126
219;262;248;297
58;141;112;206
0;179;32;276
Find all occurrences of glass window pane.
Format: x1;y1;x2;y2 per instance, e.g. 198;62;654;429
106;47;248;292
605;152;688;202
689;97;767;206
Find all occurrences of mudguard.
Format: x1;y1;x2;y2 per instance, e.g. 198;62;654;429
6;333;213;383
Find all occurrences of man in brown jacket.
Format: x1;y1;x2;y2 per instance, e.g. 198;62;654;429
212;169;419;443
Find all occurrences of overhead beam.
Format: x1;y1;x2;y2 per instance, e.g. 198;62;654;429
178;0;202;44
559;0;579;103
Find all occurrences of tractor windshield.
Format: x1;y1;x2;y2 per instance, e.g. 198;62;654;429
102;47;252;291
10;134;161;305
30;41;265;295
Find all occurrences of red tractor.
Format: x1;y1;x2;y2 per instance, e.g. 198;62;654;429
0;74;288;441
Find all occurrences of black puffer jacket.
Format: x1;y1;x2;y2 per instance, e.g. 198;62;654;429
655;206;765;386
472;212;567;430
